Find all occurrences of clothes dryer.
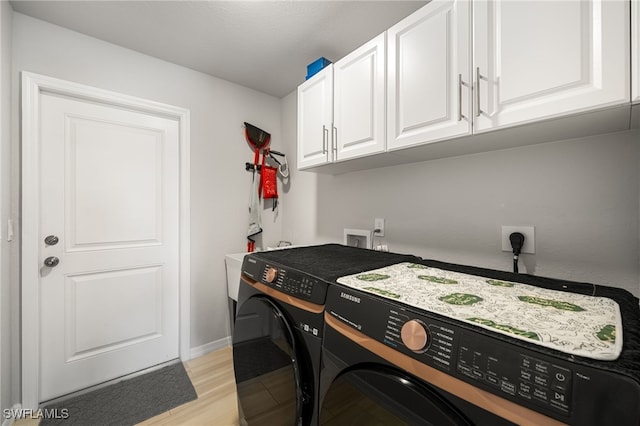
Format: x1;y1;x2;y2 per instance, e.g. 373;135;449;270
320;259;640;425
232;244;417;425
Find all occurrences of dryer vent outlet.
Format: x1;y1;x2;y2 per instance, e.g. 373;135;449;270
344;229;372;249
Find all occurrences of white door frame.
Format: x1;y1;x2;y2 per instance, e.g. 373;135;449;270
21;72;191;410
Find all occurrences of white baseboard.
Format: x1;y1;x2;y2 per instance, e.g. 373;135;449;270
189;336;231;360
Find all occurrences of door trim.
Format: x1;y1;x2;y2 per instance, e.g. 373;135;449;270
20;72;191;410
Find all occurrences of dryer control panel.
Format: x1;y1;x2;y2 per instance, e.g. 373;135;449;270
327;284;640;426
456;330;572;416
241;256;326;305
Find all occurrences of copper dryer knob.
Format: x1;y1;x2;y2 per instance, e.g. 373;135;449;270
265;267;278;283
401;319;429;353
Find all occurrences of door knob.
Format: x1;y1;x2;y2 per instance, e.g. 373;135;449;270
44;235;59;246
44;256;59;267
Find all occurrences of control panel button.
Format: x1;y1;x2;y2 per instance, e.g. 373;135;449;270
550;390;570;413
518;381;532;397
520;370;532;382
265;267;278;283
486;375;500;386
533;387;549;402
550;365;572;392
401;319;430;353
500;381;516;396
534;374;549;387
534;360;550;375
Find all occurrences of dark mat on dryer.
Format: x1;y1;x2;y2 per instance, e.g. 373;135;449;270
40;362;197;426
416;257;640;384
253;244;420;282
233;337;292;383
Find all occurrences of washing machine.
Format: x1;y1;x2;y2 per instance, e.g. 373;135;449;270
232;244;418;425
320;258;640;426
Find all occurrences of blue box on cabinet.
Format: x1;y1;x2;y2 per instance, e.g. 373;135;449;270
306;57;332;80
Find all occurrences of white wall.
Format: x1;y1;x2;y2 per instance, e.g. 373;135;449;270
281;91;640;297
1;0;13;416
11;12;285;358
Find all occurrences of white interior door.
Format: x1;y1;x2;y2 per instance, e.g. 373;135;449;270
37;91;180;402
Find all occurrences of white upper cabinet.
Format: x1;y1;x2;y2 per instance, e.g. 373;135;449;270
633;0;640;103
333;33;386;161
297;33;385;170
297;65;333;169
297;0;632;172
474;0;630;132
387;0;472;151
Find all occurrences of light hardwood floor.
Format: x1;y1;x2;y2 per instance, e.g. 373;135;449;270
15;346;240;426
140;346;239;425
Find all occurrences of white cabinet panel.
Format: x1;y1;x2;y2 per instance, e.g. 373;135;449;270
474;0;630;132
68;117;162;249
334;33;386;161
297;65;333;169
387;0;471;150
67;266;162;359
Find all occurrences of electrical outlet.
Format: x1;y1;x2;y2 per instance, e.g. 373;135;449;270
501;226;535;254
374;218;385;237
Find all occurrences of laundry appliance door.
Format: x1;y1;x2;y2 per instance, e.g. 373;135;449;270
233;296;312;426
320;366;472;425
321;318;517;426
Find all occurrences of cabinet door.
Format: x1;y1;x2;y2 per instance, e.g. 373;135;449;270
297;65;333;169
474;0;630;132
387;0;471;151
333;33;386;161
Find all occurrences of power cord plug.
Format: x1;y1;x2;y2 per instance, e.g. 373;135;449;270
372;228;388;251
509;232;525;273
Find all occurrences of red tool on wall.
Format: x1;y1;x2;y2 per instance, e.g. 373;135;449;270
244;122;287;252
244;122;269;252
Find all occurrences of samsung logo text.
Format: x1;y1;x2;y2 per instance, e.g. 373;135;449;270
340;292;361;303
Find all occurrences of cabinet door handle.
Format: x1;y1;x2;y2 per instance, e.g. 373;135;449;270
322;125;328;153
458;74;466;122
332;125;338;156
475;67;482;118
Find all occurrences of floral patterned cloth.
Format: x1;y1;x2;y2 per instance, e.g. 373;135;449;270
337;262;622;360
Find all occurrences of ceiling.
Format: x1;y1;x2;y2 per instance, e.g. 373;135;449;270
10;0;428;98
